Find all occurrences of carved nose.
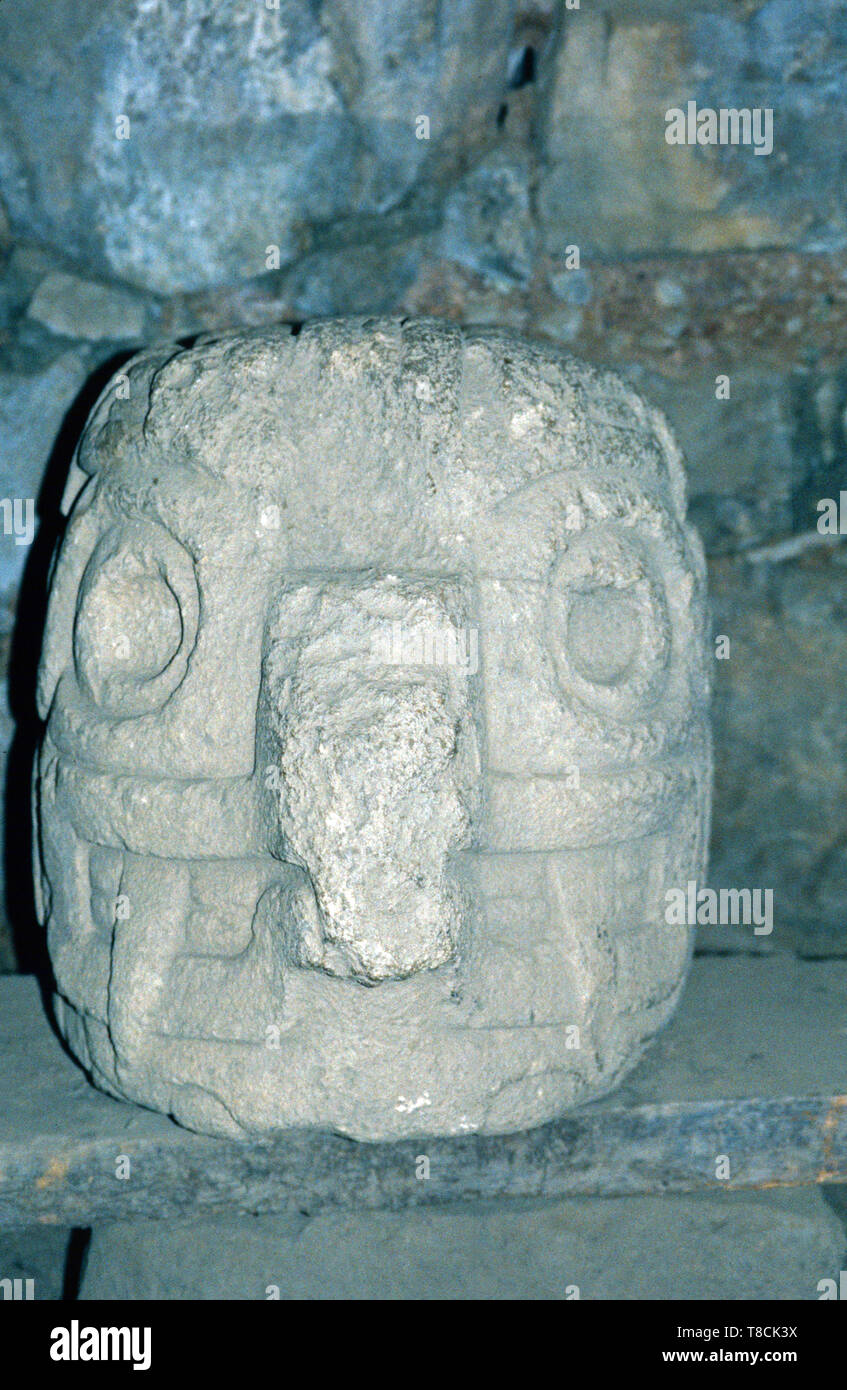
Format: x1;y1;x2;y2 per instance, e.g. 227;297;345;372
257;574;480;982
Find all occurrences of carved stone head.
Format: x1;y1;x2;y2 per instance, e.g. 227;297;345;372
34;319;711;1139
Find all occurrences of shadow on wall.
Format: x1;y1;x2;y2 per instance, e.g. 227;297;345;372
4;353;136;978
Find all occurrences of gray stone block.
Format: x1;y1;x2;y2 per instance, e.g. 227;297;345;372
536;1;847;258
0;0;515;293
34;318;711;1140
4;958;847;1229
78;1188;846;1299
27;273;148;343
625;366;796;554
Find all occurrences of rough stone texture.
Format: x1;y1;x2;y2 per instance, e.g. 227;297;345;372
536;1;847;259
5;959;847;1230
624;364;844;556
411;248;847;380
0;322;104;971
27;273;147;343
2;91;847;979
0;2;843;995
634;370;797;556
0;0;515;294
33;319;711;1139
441;149;536;291
3;2;847;296
0;7;843;1313
78;1189;846;1299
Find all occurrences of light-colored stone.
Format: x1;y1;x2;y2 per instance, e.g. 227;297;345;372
35;318;711;1140
441;150;536;290
28;272;147;342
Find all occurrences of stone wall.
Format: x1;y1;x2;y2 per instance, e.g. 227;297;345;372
1;0;845;966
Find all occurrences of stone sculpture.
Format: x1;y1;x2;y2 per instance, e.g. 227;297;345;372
34;318;711;1139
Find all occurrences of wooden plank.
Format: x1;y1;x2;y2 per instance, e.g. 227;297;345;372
1;956;846;1228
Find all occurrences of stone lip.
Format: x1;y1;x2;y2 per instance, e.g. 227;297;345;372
34;320;711;1140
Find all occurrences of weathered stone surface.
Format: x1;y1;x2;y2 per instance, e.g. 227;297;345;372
404;247;847;380
0;1;841;996
27;273;147;343
441;149;536;290
3;958;847;1230
78;1188;846;1299
0;316;114;974
33;318;711;1140
0;0;515;294
536;1;847;259
1;247;844;974
272;235;431;321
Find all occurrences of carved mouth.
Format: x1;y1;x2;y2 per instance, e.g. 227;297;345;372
43;745;704;1052
43;752;703;859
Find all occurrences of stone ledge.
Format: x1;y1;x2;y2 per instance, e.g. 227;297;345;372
1;954;845;1229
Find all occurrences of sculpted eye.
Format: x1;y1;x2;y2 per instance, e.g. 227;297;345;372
73;522;199;717
546;525;671;716
566;586;642;687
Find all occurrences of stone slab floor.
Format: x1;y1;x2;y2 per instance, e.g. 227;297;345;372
2;1187;845;1301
